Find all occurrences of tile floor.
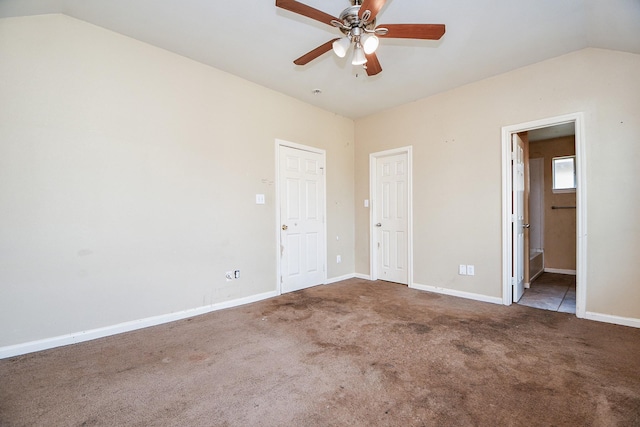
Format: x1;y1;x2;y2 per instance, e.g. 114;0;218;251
518;272;576;314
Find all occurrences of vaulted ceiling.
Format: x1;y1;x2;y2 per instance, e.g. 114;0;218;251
1;0;639;118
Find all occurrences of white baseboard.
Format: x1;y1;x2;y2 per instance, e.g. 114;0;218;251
585;311;640;329
544;268;576;275
4;278;638;360
324;274;356;284
410;282;503;305
325;273;374;284
0;290;279;360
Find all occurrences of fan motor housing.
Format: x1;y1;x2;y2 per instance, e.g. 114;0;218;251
338;5;376;35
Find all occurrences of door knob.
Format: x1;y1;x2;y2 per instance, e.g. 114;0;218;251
375;223;382;227
282;224;288;231
523;223;530;229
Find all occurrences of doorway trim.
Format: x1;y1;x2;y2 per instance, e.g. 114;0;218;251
369;146;413;286
275;139;327;295
501;113;586;318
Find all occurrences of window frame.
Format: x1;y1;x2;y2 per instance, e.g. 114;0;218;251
552;155;576;193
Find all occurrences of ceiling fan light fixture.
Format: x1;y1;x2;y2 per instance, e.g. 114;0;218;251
362;33;379;54
351;43;367;65
332;36;351;58
276;0;446;76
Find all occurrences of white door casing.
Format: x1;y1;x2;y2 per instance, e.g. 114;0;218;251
501;113;586;318
277;142;326;293
512;134;526;303
370;148;412;285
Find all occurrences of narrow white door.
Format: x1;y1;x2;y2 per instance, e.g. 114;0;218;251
375;153;408;284
512;134;525;302
279;145;326;293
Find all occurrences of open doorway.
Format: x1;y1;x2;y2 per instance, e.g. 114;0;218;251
519;124;577;313
501;113;587;318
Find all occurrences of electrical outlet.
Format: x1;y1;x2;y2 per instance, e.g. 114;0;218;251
467;265;475;276
336;255;342;263
234;270;240;279
225;271;233;280
458;264;467;275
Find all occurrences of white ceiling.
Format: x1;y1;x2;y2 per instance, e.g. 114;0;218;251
1;0;639;119
528;123;575;142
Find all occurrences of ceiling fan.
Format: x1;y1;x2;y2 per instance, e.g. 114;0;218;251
275;0;446;76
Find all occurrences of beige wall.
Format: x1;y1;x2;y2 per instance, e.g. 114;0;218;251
355;48;640;319
529;136;576;271
0;15;355;347
1;14;639;350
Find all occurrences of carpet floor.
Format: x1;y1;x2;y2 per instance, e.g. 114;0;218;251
1;278;639;426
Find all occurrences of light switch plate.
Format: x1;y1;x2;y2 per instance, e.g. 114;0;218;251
459;265;467;275
256;194;265;204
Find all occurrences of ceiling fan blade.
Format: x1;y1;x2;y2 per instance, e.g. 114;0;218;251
364;52;382;76
378;24;446;40
359;0;387;22
276;0;339;26
293;38;340;65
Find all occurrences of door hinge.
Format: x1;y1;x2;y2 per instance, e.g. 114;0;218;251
511;277;516;287
511;214;517;222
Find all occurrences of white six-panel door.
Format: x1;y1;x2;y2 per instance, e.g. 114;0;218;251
375;153;408;284
279;145;326;293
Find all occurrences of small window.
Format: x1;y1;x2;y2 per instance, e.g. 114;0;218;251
552;156;576;192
